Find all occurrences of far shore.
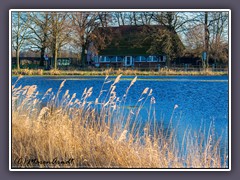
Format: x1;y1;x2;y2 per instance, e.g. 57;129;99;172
12;68;228;76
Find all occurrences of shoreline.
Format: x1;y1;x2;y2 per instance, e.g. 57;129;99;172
12;68;228;76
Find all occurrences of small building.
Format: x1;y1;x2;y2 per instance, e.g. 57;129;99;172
89;25;180;69
12;57;72;70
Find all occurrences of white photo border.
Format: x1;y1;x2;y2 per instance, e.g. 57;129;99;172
9;9;231;172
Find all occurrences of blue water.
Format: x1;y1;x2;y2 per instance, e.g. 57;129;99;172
12;75;229;159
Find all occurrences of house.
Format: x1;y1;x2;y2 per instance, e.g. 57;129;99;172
89;25;182;69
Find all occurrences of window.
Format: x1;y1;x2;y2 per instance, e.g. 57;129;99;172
117;56;123;62
134;56;141;62
99;56;103;62
99;56;106;62
58;59;61;66
57;59;70;66
152;56;158;62
99;56;110;62
65;59;69;65
162;56;167;62
110;56;117;62
63;59;67;65
146;56;152;62
93;56;98;63
105;56;110;62
140;56;146;62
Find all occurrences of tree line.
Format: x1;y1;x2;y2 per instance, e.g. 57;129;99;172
11;11;229;70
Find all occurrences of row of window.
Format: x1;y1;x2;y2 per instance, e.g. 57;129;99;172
57;59;71;66
94;56;166;63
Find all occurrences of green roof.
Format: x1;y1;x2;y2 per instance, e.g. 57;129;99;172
98;25;159;56
96;25;184;57
99;47;151;56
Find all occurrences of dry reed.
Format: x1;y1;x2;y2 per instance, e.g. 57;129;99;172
12;68;228;76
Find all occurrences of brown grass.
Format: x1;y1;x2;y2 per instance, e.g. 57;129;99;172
11;75;228;169
12;68;228;76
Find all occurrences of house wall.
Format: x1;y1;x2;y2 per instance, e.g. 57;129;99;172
92;55;167;68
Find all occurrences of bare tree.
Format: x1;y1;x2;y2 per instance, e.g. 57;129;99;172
111;12;155;26
27;12;51;66
129;12;139;25
49;12;72;69
148;12;202;66
71;12;102;66
185;24;205;49
184;12;229;67
145;27;185;66
12;12;31;69
209;12;229;64
112;12;129;26
138;12;155;25
198;12;228;67
152;12;199;32
204;12;210;68
97;12;112;27
184;24;205;67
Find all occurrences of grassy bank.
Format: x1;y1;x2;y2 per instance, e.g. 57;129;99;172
12;68;228;76
11;75;228;168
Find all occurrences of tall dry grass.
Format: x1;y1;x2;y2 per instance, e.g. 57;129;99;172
11;75;228;168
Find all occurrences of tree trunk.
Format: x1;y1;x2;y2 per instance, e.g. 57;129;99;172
120;13;125;26
81;45;86;67
54;48;58;70
40;47;45;67
117;17;121;26
202;59;206;70
166;56;171;67
133;12;137;25
205;12;209;69
16;49;20;70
